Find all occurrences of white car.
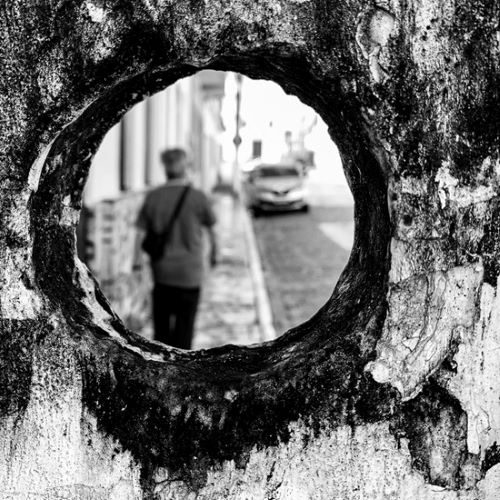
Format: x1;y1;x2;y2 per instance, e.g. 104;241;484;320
244;163;309;215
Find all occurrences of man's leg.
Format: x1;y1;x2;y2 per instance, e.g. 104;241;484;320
170;287;201;349
152;283;174;344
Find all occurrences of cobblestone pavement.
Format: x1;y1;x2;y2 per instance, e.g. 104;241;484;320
192;193;265;350
252;184;354;335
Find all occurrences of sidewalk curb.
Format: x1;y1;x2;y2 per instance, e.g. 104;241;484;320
241;207;277;342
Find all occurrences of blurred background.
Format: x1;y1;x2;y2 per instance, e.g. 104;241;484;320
77;71;354;348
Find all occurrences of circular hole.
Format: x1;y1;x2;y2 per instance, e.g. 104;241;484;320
31;60;390;362
77;71;355;350
29;60;392;477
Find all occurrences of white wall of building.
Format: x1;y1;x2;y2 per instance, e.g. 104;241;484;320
304;119;347;186
82;72;226;208
84;122;122;205
122;100;147;191
146;90;169;186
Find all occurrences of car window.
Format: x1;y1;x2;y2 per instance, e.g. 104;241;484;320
256;166;300;177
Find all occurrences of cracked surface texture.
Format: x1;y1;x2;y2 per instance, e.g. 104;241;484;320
0;0;499;498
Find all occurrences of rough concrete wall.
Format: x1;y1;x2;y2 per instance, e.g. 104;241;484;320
0;0;499;499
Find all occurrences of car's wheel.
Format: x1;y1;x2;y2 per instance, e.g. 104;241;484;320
250;207;262;218
301;204;310;213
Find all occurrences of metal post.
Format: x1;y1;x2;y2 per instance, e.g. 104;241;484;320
232;73;243;197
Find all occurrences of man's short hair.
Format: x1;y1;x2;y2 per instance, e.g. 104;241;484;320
161;148;187;178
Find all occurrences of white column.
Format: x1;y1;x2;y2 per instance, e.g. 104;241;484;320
122;100;147;191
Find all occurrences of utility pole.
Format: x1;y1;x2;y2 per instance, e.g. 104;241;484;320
232;73;243;197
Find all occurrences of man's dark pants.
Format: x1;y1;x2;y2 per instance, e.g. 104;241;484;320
152;283;200;349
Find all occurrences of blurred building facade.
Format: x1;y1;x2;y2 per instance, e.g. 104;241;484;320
78;70;226;330
223;76;344;183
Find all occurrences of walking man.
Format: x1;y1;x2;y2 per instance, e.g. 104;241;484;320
136;148;217;349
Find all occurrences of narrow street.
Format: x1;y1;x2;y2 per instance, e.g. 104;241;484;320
252;170;354;334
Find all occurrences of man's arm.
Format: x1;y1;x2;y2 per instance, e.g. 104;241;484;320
133;226;146;270
133;197;149;270
207;225;218;268
200;192;218;268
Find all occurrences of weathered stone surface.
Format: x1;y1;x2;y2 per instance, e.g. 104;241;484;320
0;0;499;498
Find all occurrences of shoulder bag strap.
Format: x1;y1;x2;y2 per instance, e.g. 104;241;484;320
160;185;190;249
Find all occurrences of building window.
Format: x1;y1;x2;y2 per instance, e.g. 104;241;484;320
252;140;262;159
